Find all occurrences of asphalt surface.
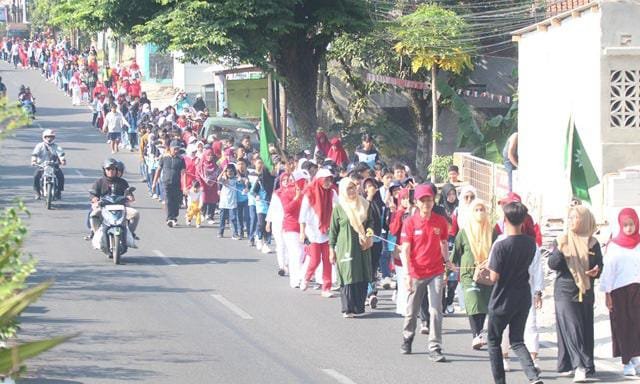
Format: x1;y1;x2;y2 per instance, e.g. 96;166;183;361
0;63;631;384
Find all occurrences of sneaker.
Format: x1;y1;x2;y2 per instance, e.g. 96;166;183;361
401;337;413;354
172;221;178;227
231;235;240;240
343;312;354;318
186;219;191;226
300;280;308;291
420;322;429;335
255;239;263;250
369;295;378;309
218;233;224;238
446;304;454;314
152;194;159;199
277;269;285;277
321;291;334;298
429;348;446;362
167;220;174;228
503;358;511;372
623;362;636;376
261;244;271;254
472;335;483;350
207;219;215;225
196;224;201;228
573;367;587;383
530;380;544;384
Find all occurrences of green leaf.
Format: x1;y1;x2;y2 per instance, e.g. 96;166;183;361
0;281;52;329
0;334;77;375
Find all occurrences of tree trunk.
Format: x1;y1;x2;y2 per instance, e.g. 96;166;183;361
431;65;439;182
323;73;346;125
409;91;431;179
274;38;322;149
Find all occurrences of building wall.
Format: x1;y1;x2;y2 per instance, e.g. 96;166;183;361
173;60;213;95
226;78;268;119
517;10;602;218
600;1;640;175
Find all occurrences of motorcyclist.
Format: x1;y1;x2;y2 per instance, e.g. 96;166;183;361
31;129;66;200
19;86;36;117
89;158;140;239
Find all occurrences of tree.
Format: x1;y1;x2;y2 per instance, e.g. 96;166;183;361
51;0;374;147
393;4;473;181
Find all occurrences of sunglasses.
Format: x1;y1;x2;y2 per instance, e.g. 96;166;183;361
105;167;117;170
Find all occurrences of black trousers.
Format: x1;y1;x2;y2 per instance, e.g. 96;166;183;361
164;183;182;221
488;307;539;384
33;168;64;194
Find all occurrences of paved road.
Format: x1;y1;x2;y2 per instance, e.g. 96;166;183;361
0;63;630;384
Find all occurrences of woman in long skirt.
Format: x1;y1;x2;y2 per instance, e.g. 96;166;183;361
600;208;640;376
452;198;496;350
329;177;374;317
548;205;603;382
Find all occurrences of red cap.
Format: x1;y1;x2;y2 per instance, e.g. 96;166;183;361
414;184;435;200
499;192;522;205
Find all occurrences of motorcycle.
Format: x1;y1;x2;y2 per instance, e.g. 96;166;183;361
20;99;35;119
38;161;60;210
95;187;136;265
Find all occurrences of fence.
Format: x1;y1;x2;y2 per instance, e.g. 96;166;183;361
454;152;544;223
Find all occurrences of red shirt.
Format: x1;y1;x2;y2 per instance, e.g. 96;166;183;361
401;211;449;279
281;194;302;233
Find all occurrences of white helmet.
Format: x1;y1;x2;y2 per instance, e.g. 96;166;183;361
42;129;56;141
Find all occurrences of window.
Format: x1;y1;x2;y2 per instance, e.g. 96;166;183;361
610;69;640;129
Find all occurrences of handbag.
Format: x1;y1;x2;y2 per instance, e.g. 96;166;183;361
472;259;494;286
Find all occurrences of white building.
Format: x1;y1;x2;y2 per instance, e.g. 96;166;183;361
513;0;640;220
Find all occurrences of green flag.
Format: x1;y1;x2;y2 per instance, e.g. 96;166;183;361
564;118;600;203
259;103;277;172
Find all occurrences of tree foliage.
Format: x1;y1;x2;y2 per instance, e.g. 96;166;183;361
392;5;473;74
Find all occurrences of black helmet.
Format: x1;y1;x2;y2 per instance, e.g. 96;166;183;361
102;158;118;177
19;85;25;93
115;160;125;175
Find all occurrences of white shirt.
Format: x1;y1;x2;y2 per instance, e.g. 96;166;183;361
266;194;284;232
104;111;128;133
298;192;338;244
600;243;640;293
187;190;201;205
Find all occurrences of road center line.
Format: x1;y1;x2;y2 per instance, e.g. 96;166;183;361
211;294;253;320
152;250;178;267
321;369;357;384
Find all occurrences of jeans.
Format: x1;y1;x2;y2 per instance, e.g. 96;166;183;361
403;275;443;351
248;205;258;240
219;208;238;236
504;160;516;193
203;203;216;220
257;213;270;242
236;200;249;236
128;132;138;148
488;307;539;384
379;248;392;278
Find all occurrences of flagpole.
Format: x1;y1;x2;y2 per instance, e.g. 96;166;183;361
567;115;576;206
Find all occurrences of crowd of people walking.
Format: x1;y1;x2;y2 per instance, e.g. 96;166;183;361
6;33;640;384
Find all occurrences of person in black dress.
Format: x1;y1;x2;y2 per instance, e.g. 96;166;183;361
548;205;603;382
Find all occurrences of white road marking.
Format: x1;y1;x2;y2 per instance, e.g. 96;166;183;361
211;294;253;320
152;250;178;267
321;369;357;384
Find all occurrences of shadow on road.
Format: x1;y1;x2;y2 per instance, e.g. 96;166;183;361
126;255;260;266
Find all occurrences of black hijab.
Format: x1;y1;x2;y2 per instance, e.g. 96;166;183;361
439;183;458;221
